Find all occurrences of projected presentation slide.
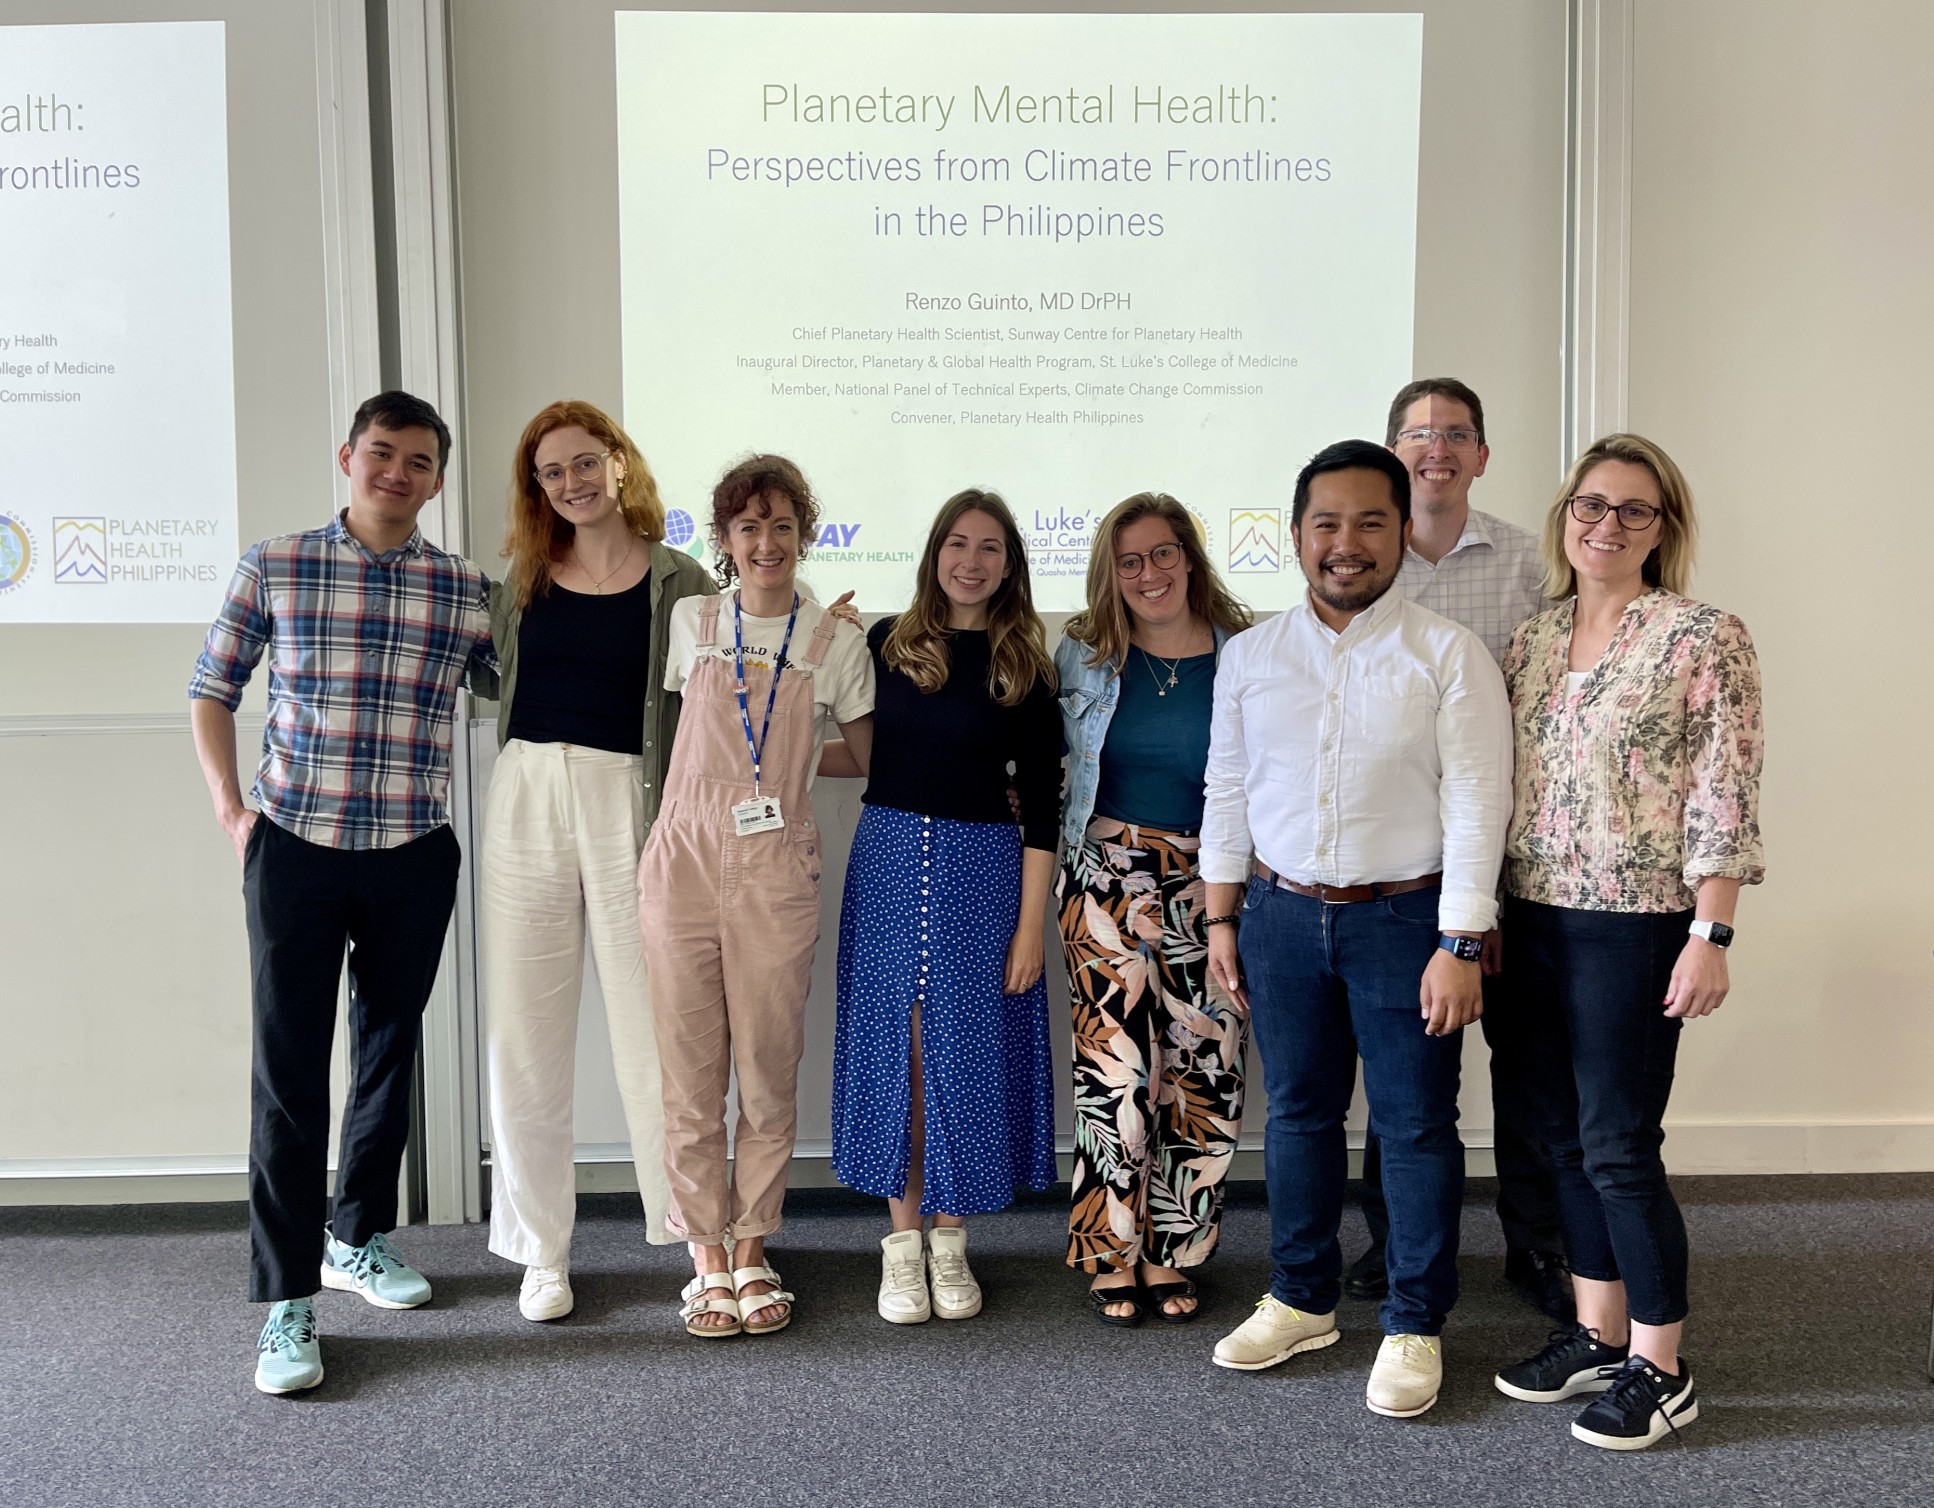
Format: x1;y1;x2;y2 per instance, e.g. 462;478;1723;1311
0;21;235;624
617;11;1421;611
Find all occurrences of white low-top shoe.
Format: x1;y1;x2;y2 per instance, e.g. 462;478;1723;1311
519;1265;574;1322
925;1226;982;1320
1213;1296;1340;1371
1367;1333;1443;1418
879;1230;931;1324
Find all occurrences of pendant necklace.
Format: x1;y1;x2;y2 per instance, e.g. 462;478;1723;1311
574;537;635;594
1141;646;1184;697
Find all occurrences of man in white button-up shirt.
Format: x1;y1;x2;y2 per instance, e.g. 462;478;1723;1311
1201;440;1512;1420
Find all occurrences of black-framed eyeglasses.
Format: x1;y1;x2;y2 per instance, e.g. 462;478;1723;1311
1116;541;1185;577
1394;426;1482;449
534;451;612;490
1568;494;1663;530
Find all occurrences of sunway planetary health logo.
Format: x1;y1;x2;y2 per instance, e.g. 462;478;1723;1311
812;523;862;549
0;512;36;596
662;508;706;559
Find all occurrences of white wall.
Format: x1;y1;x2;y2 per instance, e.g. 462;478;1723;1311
1622;0;1934;1170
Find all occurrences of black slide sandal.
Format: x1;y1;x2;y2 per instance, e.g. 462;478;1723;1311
1088;1282;1147;1329
1142;1277;1201;1325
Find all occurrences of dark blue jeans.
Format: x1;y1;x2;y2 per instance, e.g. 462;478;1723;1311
1504;896;1691;1326
1239;877;1465;1335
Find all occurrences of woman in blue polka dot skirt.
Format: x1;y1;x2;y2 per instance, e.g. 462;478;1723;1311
826;490;1062;1324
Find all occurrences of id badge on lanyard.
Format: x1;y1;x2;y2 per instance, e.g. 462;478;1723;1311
731;591;798;837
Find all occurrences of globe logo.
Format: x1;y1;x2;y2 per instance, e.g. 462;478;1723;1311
664;507;705;558
0;513;34;595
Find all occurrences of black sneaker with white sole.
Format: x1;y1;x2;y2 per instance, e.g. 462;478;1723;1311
1570;1355;1698;1450
1494;1324;1629;1403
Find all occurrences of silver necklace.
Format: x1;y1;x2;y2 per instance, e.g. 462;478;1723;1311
1140;645;1184;697
574;537;635;594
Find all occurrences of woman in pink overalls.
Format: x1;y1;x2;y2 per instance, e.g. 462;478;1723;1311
638;455;875;1337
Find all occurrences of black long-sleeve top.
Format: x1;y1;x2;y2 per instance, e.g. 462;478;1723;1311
860;616;1062;852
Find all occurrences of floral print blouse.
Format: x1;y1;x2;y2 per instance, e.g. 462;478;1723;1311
1502;589;1764;913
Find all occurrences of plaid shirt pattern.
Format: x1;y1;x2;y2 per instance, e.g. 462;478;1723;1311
1394;507;1549;666
189;513;496;850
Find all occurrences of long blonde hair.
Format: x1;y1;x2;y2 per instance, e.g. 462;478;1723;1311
1540;433;1697;600
881;489;1055;707
1063;492;1253;672
502;400;665;610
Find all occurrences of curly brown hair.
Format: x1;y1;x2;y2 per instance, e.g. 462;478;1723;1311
708;454;819;590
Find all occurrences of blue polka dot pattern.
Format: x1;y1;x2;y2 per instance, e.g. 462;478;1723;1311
832;803;1056;1216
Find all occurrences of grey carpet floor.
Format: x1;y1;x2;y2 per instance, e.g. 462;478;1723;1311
2;1176;1930;1508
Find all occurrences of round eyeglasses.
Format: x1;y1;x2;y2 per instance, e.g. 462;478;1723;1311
534;451;613;490
1116;541;1185;577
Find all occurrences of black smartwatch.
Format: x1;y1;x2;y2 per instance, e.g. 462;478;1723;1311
1438;934;1483;963
1688;920;1735;948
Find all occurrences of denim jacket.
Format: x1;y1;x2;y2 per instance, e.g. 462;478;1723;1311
1054;624;1230;851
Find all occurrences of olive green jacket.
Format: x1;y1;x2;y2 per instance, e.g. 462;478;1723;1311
479;541;716;833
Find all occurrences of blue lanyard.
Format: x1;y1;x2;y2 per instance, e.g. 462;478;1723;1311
733;591;798;795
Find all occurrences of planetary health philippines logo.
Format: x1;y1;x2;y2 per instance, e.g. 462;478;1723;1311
53;517;108;583
1227;509;1282;574
0;511;36;597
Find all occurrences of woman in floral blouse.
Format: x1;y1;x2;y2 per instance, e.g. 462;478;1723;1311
1490;434;1762;1452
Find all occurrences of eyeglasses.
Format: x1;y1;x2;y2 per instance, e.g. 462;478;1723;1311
1394;426;1482;449
534;451;612;490
1568;494;1663;530
1115;541;1185;577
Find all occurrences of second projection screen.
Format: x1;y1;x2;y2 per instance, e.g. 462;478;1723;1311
617;11;1422;610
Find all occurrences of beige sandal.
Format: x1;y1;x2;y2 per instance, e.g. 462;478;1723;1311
733;1264;795;1336
679;1271;742;1338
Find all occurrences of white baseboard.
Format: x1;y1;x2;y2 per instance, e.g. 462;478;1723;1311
6;1123;1928;1208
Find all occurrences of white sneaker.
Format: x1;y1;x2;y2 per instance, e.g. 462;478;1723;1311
518;1265;574;1322
1212;1295;1340;1371
925;1226;983;1320
1367;1333;1443;1418
878;1230;930;1324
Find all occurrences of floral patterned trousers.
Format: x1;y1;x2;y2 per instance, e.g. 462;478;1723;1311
1057;818;1248;1273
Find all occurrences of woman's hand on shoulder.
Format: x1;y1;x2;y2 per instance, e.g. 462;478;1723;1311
826;590;862;632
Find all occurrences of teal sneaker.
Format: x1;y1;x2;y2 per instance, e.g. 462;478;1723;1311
320;1228;432;1309
254;1299;323;1394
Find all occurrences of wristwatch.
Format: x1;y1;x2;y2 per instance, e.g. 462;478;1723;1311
1688;919;1735;948
1438;934;1483;963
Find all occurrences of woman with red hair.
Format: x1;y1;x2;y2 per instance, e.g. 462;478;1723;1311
478;400;713;1322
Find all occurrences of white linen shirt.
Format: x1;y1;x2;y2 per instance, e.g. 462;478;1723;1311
1394;507;1547;666
1200;588;1513;933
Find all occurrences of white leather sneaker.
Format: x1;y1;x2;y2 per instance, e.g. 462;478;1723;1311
1367;1333;1443;1417
518;1265;574;1322
878;1230;931;1324
1212;1296;1340;1370
925;1226;982;1320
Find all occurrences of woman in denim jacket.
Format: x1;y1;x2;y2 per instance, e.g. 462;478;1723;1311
1055;492;1252;1325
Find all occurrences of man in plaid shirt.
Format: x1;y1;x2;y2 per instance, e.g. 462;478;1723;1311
1344;377;1572;1324
189;391;496;1395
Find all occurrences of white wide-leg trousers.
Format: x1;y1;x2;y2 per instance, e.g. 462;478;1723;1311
481;738;673;1265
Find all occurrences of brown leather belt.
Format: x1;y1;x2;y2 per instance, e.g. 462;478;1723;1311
1256;863;1442;905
